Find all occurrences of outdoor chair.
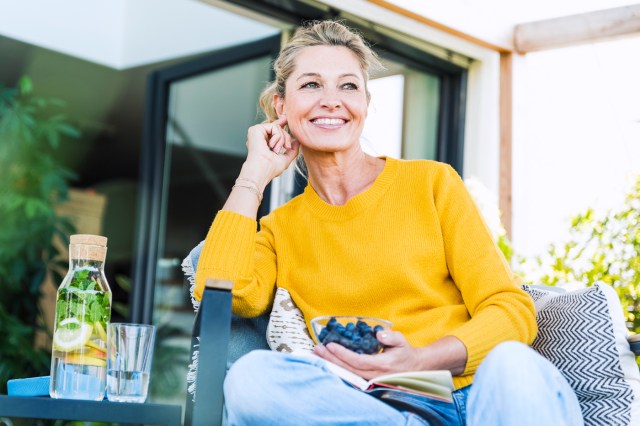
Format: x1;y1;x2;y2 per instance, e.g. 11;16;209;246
183;243;640;426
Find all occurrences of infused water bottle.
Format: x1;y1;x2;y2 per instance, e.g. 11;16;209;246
50;234;112;400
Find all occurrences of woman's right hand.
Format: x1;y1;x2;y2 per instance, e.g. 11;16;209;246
243;115;300;188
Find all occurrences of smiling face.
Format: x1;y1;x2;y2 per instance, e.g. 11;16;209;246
274;45;369;154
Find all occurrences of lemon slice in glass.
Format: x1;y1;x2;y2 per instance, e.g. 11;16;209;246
53;321;93;352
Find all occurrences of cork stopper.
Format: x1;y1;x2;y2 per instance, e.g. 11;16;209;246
69;234;108;261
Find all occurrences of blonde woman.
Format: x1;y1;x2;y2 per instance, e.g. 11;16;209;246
194;20;582;426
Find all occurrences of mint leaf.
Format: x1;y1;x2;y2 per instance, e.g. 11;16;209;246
89;301;102;323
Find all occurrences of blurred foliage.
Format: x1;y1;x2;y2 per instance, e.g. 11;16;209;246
530;176;640;335
0;76;79;393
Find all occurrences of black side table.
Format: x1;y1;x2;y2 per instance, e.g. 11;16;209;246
0;395;182;425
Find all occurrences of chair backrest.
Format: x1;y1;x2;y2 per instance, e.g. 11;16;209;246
184;280;233;426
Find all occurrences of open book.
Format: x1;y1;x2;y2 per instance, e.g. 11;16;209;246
322;359;455;403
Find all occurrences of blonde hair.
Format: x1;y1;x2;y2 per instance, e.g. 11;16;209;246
258;20;383;122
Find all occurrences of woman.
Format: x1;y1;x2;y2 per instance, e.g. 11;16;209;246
194;20;583;425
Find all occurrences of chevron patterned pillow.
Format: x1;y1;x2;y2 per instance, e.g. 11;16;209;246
522;283;640;426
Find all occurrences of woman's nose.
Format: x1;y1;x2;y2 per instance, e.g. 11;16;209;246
320;90;341;109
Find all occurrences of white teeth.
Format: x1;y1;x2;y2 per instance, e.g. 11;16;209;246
312;118;345;125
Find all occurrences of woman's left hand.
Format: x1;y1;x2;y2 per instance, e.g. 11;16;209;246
312;330;423;380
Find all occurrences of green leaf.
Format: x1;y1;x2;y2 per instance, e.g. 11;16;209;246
89;301;102;323
18;76;32;95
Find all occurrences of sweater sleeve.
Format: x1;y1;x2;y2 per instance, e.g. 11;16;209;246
194;209;278;317
434;165;537;375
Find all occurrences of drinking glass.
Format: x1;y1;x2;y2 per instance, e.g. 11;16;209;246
106;323;156;403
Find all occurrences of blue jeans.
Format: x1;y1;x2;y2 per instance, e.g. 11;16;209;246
224;341;584;425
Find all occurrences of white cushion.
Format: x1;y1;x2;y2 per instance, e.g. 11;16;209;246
522;282;640;426
266;287;314;353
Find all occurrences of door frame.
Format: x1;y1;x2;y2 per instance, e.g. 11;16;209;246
131;34;281;324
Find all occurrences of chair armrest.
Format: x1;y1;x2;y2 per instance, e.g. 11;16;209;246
184;279;233;426
629;334;640;357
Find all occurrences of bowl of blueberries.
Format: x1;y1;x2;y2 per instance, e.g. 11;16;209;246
311;316;392;354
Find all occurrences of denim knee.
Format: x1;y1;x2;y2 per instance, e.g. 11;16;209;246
469;342;583;425
481;341;536;371
224;350;277;417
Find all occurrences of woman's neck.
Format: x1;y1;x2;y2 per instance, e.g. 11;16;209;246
304;148;386;206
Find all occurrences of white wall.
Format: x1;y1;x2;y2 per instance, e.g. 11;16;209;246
0;0;278;69
512;36;640;259
385;0;639;50
0;0;125;67
121;0;278;68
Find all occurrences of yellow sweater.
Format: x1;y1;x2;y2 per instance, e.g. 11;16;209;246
195;157;537;389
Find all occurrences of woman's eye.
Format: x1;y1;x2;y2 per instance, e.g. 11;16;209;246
342;83;359;90
301;82;320;89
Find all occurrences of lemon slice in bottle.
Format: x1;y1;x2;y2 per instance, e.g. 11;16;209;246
63;353;107;367
94;321;107;342
53;320;94;352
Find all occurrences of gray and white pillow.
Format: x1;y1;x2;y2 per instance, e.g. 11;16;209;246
522;282;640;426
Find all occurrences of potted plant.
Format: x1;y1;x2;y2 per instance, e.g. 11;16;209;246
0;76;79;393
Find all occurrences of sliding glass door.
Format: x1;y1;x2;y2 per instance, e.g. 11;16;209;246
132;34;280;404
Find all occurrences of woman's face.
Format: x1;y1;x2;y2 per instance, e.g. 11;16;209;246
275;46;369;154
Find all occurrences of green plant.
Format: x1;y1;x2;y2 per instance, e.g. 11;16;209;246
531;176;640;335
0;76;79;393
465;174;639;337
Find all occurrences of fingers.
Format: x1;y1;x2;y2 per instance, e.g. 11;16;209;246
376;330;405;348
283;138;300;159
315;343;382;379
273;114;288;127
268;126;291;155
259;115;291;155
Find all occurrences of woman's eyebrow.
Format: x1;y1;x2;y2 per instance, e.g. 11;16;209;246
296;72;362;81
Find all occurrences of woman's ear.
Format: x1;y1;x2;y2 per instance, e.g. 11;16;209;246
273;94;285;117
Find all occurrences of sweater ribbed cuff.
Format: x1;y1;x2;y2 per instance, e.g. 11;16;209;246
449;314;516;375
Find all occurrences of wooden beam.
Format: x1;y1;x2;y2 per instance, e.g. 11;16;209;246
515;4;640;53
499;52;513;238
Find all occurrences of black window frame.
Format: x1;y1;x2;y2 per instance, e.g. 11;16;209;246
131;34;281;324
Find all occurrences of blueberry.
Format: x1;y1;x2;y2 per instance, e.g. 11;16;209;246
318;317;384;354
326;317;338;331
339;337;351;347
318;328;328;341
351;337;363;349
322;330;341;344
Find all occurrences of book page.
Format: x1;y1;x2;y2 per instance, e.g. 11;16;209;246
373;370;454;390
372;376;452;401
318;355;454;400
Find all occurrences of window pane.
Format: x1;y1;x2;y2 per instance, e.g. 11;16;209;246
402;69;440;160
362;74;404;158
361;58;440;161
151;54;273;405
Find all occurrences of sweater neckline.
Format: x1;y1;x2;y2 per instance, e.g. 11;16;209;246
302;156;398;220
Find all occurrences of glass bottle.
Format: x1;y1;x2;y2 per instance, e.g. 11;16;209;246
50;234;112;400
